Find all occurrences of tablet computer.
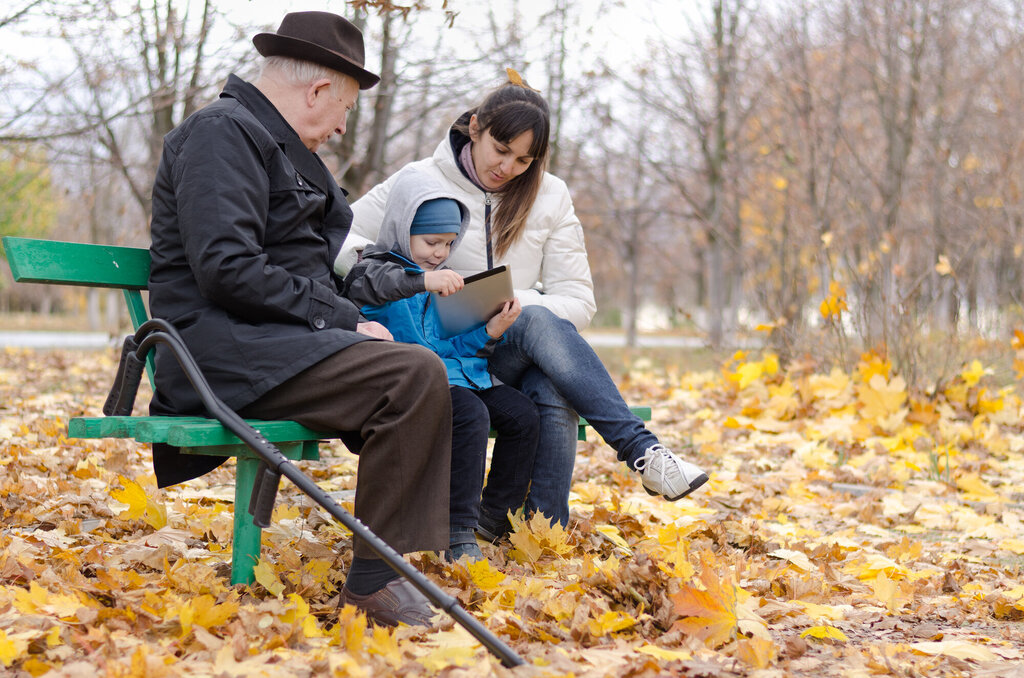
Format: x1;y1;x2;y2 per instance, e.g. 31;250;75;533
431;265;513;338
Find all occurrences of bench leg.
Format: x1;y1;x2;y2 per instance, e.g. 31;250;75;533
231;456;263;585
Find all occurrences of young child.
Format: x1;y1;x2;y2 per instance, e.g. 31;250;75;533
343;166;539;561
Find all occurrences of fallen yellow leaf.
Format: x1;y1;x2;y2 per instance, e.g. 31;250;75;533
800;625;848;642
768;548;816;572
252;559;285;597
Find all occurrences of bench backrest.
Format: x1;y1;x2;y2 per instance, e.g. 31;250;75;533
3;236;155;378
3;236;152;329
3;237;150;289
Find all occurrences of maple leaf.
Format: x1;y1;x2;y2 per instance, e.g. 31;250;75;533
110;475;148;520
960;359;988;387
871;571;909;612
956;472;998;499
669;556;746;648
768;548;816;573
281;593;323;639
820;281;849;320
367;625;403;668
14;581;85;619
252;559;286;596
856;374;907;432
174;594;239;638
0;629;29;667
846;553;909;581
587;610;637;636
801;625;847;642
542;592;578;622
595;524;631;552
855;351;892;382
335;601;369;655
466;558;507;592
508;511;572;564
736;636;776;669
794;601;849;621
415;628;480;671
110;475;167;529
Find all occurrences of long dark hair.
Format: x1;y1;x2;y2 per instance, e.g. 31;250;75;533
454;81;550;259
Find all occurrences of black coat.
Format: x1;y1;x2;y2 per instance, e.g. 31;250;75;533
148;74;369;486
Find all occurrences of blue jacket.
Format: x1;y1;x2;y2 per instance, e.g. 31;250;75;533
342;167;499;390
358;254;498;390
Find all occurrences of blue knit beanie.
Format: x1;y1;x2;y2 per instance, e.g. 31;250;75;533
410;198;461;235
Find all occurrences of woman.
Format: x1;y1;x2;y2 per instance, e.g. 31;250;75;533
336;76;709;532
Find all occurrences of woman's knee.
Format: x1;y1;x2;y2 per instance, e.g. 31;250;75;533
520;367;573;411
514;305;567;333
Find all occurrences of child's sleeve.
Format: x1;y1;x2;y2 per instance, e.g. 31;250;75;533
448;325;501;359
343;257;425;307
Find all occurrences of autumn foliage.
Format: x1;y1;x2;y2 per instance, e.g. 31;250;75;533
2;344;1024;676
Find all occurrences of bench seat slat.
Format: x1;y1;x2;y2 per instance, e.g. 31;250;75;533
163;420;334;447
68;415;203;440
69;416;333;445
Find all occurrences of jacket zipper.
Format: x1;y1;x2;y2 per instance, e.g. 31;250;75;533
483;193;494;270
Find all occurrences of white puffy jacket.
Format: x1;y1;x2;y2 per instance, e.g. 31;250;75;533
336;129;597;330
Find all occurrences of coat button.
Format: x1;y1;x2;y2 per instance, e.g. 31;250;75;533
312;316;326;329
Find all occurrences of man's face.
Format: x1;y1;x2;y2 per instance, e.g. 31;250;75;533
302;75;359;152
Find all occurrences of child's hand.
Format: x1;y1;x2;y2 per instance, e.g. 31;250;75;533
424;269;464;296
486;298;522;339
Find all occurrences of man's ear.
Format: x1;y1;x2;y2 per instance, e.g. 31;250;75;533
307;78;334;107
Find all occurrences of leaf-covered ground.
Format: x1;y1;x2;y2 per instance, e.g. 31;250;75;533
2;345;1024;677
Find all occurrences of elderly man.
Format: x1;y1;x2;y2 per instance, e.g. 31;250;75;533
148;12;451;626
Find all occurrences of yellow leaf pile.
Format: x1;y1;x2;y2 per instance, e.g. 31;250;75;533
2;345;1024;676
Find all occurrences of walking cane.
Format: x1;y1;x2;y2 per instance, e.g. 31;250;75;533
104;318;524;668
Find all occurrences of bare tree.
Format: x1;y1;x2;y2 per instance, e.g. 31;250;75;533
635;0;757;348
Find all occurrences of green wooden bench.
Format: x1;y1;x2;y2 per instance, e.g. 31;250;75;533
2;236;651;586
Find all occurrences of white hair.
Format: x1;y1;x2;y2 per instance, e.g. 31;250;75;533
259;55;353;97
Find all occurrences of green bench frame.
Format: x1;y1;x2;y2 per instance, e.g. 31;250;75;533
2;236;651;585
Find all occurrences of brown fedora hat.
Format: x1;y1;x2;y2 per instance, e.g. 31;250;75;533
253;12;380;90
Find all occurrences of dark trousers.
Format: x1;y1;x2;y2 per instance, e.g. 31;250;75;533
239;340;452;559
449;384;539;530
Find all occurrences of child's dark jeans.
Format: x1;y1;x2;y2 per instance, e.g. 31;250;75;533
449;384;539;540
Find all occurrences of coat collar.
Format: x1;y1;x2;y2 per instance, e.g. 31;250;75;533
221;74;335;198
434;117;484;197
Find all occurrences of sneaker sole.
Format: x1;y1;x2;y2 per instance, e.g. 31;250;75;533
644;473;709;501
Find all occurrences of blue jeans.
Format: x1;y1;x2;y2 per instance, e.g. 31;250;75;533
488;306;658;525
449;384;539;532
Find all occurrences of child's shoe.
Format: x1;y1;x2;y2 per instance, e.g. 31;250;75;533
475;510;511;544
446;527;485;562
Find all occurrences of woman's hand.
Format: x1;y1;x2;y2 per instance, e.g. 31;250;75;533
424;269;464;296
486;297;522;339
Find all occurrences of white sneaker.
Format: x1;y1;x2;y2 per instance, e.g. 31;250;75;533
634;444;709;500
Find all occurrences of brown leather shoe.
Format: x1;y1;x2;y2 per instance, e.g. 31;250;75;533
340;578;435;627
